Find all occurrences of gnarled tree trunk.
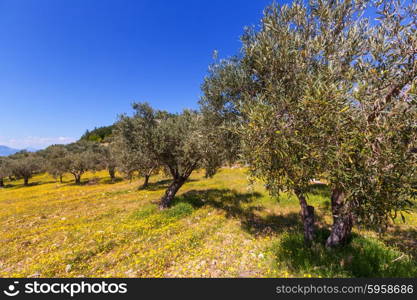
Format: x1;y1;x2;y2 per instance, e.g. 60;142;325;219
73;173;82;185
159;177;186;209
326;188;353;248
295;191;315;244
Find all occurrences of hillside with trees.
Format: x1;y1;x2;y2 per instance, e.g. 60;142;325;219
0;0;416;279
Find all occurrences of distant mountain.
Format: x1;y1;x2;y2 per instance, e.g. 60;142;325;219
0;145;20;156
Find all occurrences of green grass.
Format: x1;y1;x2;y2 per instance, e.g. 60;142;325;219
272;230;417;278
0;168;415;278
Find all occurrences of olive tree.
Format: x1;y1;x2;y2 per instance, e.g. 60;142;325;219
202;0;365;243
155;109;224;209
324;0;417;247
201;0;417;246
42;145;70;183
96;142;118;182
9;151;43;186
65;141;101;184
113;105;160;188
118;103;225;209
0;157;11;187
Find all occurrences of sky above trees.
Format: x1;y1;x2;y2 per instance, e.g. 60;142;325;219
0;0;275;149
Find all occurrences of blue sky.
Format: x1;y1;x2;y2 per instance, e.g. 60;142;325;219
0;0;275;149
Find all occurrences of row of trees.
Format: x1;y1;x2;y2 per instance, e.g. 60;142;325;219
0;151;44;187
201;0;417;247
0;105;228;210
0;142;113;187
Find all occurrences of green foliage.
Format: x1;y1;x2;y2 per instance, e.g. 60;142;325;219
40;145;70;181
80;125;115;143
113;102;228;208
273;230;417;278
64;141;102;184
0;157;11;180
96;143;118;180
200;0;417;233
119;103;222;179
113;103;160;182
8;151;44;185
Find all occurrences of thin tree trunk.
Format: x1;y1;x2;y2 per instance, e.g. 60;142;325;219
141;175;150;189
0;178;4;187
159;177;186;209
109;167;116;182
73;174;81;185
24;177;29;186
295;190;315;244
128;171;134;183
326;188;353;248
60;175;63;183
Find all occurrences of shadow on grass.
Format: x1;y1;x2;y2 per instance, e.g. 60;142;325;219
102;177;124;184
383;227;417;260
272;229;417;278
66;177;107;186
173;189;316;236
66;180;94;186
5;180;57;189
0;184;14;188
140;178;199;191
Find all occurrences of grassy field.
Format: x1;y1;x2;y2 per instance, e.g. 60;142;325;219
0;168;416;278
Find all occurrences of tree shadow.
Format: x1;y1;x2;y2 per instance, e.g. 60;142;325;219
273;229;417;277
102;177;124;184
5;181;56;189
65;178;99;186
0;184;15;188
173;189;318;237
141;179;198;191
383;226;417;260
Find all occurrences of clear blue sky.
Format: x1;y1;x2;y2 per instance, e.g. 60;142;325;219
0;0;276;149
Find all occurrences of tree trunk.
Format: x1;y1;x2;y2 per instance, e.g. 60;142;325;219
73;174;81;185
59;175;63;183
295;191;315;244
159;177;186;209
0;178;4;187
109;167;116;182
326;188;354;248
141;175;150;189
24;176;29;186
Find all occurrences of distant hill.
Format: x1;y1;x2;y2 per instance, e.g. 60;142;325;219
0;145;20;156
0;146;40;156
79;125;115;143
